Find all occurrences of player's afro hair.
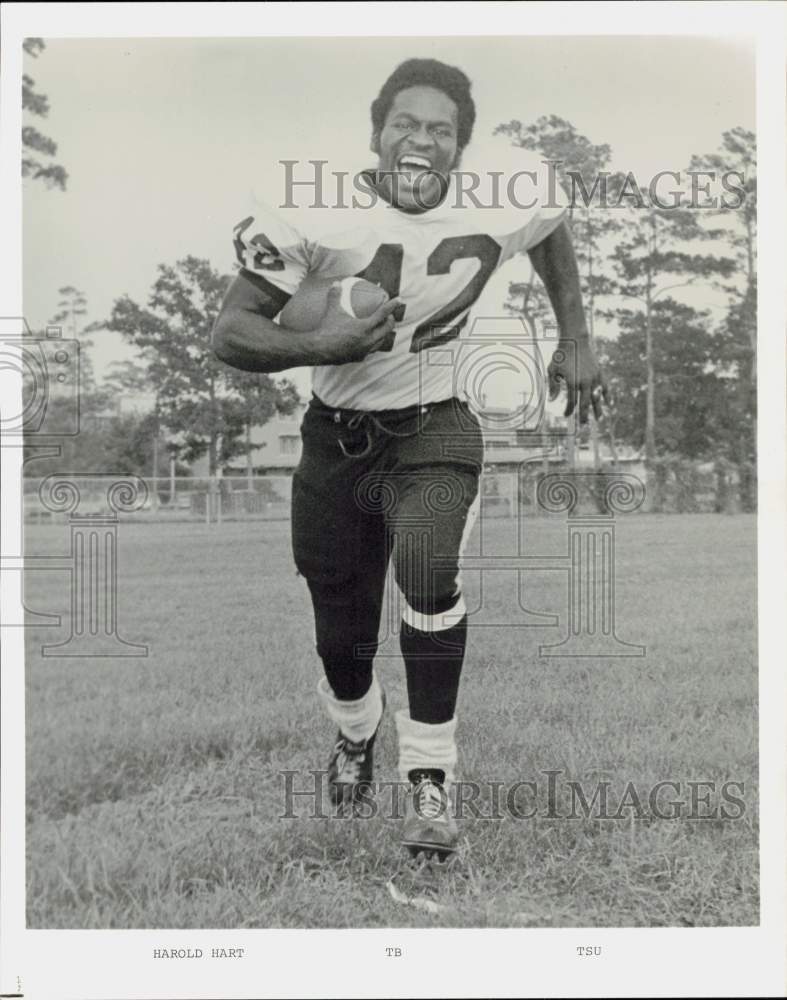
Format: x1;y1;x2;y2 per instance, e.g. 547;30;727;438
371;58;476;151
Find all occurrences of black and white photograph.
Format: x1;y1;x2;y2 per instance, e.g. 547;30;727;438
1;3;785;999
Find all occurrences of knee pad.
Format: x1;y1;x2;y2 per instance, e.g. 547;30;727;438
394;544;461;622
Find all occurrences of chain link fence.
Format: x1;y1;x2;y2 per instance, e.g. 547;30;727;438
481;458;754;516
22;459;754;525
23;475;293;524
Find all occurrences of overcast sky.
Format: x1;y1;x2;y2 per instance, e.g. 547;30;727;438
23;34;755;398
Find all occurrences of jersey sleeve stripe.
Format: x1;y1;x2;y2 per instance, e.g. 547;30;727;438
238;267;293;318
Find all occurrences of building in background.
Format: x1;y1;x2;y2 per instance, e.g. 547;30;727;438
190;402;308;478
199;400;642;479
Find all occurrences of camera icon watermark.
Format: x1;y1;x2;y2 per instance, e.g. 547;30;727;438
416;312;573;455
0;318;80;437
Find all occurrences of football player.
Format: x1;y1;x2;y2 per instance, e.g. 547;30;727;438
213;58;606;858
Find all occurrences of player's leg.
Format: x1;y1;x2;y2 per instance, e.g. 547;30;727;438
387;399;484;854
291;402;390;804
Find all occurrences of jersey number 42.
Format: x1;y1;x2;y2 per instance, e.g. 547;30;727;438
356;235;501;353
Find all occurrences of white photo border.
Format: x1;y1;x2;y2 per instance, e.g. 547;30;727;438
1;3;784;998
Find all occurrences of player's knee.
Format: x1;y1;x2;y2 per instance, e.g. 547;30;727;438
399;586;467;639
394;547;460;613
397;567;462;620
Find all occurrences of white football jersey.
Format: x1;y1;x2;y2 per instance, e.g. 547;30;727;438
232;146;567;410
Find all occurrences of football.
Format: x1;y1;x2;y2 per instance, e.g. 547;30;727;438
279;276;388;332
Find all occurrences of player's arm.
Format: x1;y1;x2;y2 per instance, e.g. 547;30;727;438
212;270;399;373
528;221;607;423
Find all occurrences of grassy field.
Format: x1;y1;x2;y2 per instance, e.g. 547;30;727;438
24;514;758;928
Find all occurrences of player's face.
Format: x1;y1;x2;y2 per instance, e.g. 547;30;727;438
372;86;460;211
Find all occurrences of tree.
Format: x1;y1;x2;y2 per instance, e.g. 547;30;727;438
495;116;623;467
596;299;726;459
104;358;153;403
689;128;756;508
606;194;735;508
711;292;757;511
101;257;297;475
104;356;165;481
225;369;300;483
24;404;186;481
22;38;68;190
51;287;103;393
21;318;115;477
51;286;87;337
689;128;756;329
495;117;610;329
495;116;620;319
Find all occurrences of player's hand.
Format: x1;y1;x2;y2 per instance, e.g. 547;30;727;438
547;337;609;424
318;284;401;364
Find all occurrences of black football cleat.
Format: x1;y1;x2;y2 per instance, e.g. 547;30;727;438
402;769;458;861
327;689;386;812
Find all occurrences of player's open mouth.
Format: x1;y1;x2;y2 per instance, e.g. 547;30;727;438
397;155;434;179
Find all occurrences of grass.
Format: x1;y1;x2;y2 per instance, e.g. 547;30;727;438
24;514;758;928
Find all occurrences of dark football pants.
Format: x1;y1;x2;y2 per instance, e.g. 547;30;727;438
291;394;483;701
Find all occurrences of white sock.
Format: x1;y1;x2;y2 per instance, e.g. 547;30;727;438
395;710;457;784
317;675;383;743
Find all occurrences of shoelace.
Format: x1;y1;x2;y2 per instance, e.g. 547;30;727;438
333;738;366;782
413;779;447;821
337;408;434;458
